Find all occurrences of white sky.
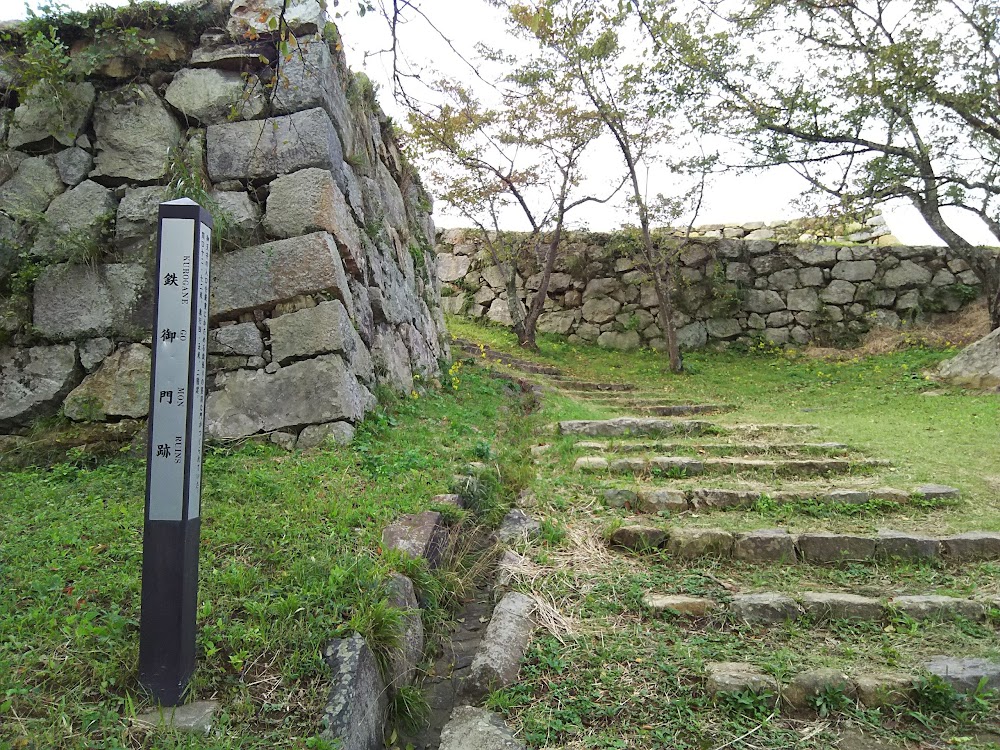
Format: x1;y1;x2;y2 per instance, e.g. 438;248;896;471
3;0;997;247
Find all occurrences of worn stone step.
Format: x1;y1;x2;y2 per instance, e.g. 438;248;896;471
642;590;996;624
576;455;888;477
558;418;818;437
624;404;735;417
578;440;853;457
548;379;637;392
706;660;1000;709
601;485;928;514
609;523;984;565
454;342;561;375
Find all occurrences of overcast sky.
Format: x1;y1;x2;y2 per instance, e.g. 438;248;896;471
3;0;997;247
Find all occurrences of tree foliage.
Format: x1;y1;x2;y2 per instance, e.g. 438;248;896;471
638;0;1000;326
406;61;613;348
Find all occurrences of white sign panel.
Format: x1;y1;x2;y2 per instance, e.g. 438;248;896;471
147;201;211;521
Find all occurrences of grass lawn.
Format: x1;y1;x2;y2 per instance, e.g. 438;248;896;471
0;369;535;749
449;316;1000;750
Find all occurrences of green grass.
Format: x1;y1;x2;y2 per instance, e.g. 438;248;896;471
450;316;1000;750
0;367;536;749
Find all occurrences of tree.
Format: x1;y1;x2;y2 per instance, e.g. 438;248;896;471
499;0;716;372
407;72;616;349
637;0;1000;328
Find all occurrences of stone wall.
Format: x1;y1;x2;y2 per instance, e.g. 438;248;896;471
436;224;981;350
0;1;449;445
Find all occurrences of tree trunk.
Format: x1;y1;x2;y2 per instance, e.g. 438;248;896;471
642;229;682;372
520;223;563;351
963;248;1000;331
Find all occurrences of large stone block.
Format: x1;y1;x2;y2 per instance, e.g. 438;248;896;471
729;593;800;623
940;532;1000;562
31;180;118;261
92;84;182;183
209;323;264;357
205;353;370;439
796;533;876;564
798;592;883;621
0;156;64;221
207;108;343;183
382;510;446;565
114;186;166;257
385;573;423;693
666;527;733;559
935;327;1000;389
925;657;1000;693
438;254;472;283
63;344;150;421
0;344;80;430
734;529;796;563
211;232;353;319
265;300;356;365
264;168;364;277
464;592;535;700
7;82;95;150
832;260;877;281
230;0;326;37
783;669;856;711
371;325;415;394
883;260;932;288
744;289;785;313
439;707;526;750
164;68;265;125
321;633;388;750
33;263;150;340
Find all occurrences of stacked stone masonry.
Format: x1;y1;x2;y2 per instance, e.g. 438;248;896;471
0;0;449;442
435;226;982;350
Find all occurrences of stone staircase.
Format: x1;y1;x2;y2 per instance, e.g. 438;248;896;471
513;370;1000;746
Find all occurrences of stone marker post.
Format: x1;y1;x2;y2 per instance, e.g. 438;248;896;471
139;198;212;705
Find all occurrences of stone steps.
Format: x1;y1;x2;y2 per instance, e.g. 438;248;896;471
578;440;853;457
558;417;819;437
547;379;637;392
452;339;562;375
704;658;1000;710
643;590;998;624
576;455;888;477
617;404;735;417
600;484;954;513
608;523;991;565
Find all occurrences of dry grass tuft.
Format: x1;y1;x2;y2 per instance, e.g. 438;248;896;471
804;301;989;360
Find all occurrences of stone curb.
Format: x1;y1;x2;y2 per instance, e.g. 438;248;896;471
320;497;541;749
603;485;955;513
578;440;851;456
576;454;888;476
610;524;992;565
643;591;997;624
705;657;1000;711
558;418;819;436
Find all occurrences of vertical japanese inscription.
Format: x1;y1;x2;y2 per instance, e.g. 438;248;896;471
147;216;209;521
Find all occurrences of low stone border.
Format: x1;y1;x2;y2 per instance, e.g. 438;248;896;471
577;455;888;477
643;591;998;624
602;485;957;514
578;440;851;456
322;494;539;749
705;657;1000;711
558;417;818;437
609;525;996;564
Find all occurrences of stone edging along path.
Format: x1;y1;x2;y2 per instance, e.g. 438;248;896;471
575;454;889;476
703;658;1000;711
642;591;999;624
318;490;541;749
600;484;958;513
608;525;1000;565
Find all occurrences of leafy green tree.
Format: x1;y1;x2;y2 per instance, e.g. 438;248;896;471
499;0;718;371
637;0;1000;328
407;69;616;349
